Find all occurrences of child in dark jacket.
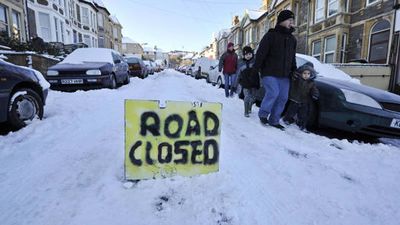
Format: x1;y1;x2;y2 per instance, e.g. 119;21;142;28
283;63;319;131
237;46;260;117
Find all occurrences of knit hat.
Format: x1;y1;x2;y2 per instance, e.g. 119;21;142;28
227;42;234;48
242;46;254;56
277;10;295;24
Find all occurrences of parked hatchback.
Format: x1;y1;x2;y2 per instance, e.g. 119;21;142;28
0;59;49;130
46;48;130;91
126;57;148;79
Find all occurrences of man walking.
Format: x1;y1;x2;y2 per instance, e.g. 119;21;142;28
253;10;297;130
219;42;239;98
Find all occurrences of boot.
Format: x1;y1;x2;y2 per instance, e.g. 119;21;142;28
244;102;250;117
248;102;253;113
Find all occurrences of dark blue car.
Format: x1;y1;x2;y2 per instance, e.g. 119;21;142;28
0;59;49;130
46;48;130;91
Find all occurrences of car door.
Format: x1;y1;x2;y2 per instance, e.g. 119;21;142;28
112;52;124;82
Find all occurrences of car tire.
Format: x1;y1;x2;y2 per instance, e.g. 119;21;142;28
8;88;44;130
110;75;117;89
124;73;130;84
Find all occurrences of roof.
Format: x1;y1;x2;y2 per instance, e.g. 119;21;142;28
143;46;155;52
109;15;121;25
122;37;139;44
246;9;267;21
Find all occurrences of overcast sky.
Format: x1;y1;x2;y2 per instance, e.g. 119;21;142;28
101;0;262;52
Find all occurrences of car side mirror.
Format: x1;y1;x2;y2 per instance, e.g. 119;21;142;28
114;59;121;64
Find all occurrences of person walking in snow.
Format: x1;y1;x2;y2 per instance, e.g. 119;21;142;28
219;42;239;98
253;10;297;130
237;46;259;117
283;63;319;132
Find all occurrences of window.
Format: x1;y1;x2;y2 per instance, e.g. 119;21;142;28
73;29;77;43
97;13;103;27
312;40;321;61
83;34;91;46
340;34;347;63
324;35;336;63
12;10;21;40
0;4;8;36
54;17;59;42
60;21;64;42
98;36;104;47
81;7;89;25
366;0;378;6
315;0;325;23
39;12;51;41
75;4;80;22
328;0;338;17
369;20;390;64
113;27;118;38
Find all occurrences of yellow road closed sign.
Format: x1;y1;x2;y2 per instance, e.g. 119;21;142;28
125;100;222;180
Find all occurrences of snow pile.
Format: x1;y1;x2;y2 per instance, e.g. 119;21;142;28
297;54;361;84
0;70;399;225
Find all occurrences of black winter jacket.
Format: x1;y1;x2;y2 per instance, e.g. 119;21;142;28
237;58;259;89
289;64;319;104
254;25;297;78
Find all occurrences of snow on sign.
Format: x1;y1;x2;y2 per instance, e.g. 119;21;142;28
125;100;222;180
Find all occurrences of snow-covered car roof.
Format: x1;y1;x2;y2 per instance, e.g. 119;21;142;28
296;54;360;84
61;48;117;64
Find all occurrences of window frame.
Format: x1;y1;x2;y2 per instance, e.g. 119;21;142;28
312;40;322;61
11;10;21;40
366;0;379;7
81;7;89;26
39;12;51;41
368;20;391;64
314;0;325;23
0;4;9;36
327;0;339;17
324;35;337;63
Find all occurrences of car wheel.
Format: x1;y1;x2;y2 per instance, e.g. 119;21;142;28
110;75;117;89
217;77;223;88
8;88;44;130
124;73;130;84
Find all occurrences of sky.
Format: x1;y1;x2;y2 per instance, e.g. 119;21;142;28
101;0;262;52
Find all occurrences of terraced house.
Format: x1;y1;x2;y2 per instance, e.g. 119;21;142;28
0;0;28;42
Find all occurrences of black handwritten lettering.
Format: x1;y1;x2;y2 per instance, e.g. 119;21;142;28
129;141;143;166
158;142;173;164
203;111;219;136
145;142;154;165
190;140;203;164
203;139;219;165
173;140;189;164
140;112;160;136
185;110;201;136
164;114;183;138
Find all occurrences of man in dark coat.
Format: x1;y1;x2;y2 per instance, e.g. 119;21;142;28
219;42;239;98
253;10;297;130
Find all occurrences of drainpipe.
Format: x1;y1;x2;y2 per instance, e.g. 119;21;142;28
305;0;311;54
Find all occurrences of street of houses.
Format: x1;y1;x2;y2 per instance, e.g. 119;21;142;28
196;0;400;94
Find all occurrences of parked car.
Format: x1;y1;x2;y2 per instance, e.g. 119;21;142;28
208;61;224;86
185;64;193;75
0;59;49;130
239;54;400;139
126;57;148;79
192;57;216;80
143;60;155;75
46;48;130;91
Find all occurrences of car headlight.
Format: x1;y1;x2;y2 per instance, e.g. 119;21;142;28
47;70;59;76
340;89;382;109
86;69;102;75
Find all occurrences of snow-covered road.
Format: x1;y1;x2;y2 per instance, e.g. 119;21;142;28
1;69;399;225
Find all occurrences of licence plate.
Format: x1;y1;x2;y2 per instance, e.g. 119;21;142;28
61;79;83;84
390;118;400;129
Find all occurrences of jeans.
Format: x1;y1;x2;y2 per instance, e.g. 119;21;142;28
258;76;290;125
224;73;237;97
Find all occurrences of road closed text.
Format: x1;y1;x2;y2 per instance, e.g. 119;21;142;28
125;100;222;180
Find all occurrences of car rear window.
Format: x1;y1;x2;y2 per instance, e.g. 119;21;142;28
126;58;140;63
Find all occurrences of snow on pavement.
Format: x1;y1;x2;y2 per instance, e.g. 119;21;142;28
0;69;400;225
